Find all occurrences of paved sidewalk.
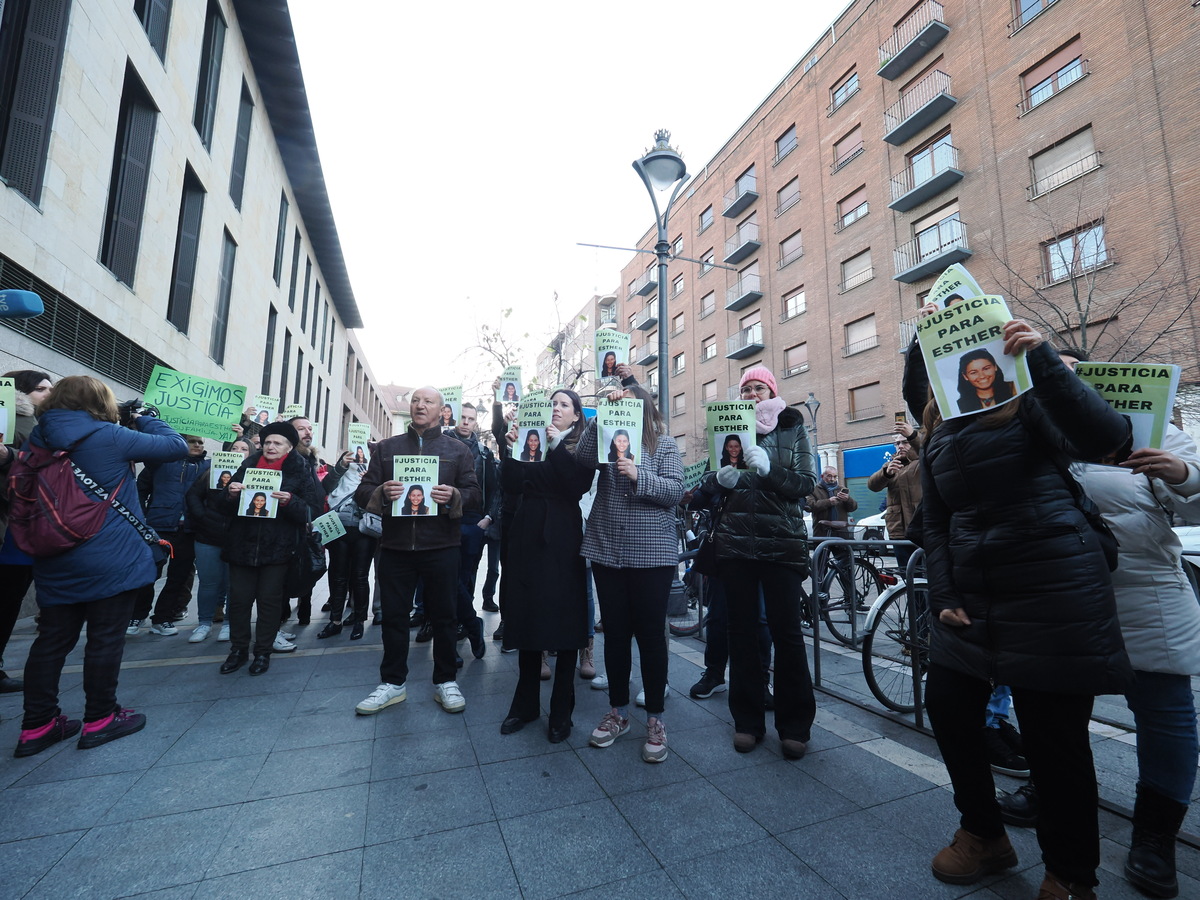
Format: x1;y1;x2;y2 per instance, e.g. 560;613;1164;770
1;599;1197;899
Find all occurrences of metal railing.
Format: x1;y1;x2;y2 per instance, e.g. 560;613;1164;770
894;218;968;274
832;139;865;172
726;272;762;306
1027;150;1101;199
835;202;869;233
846;404;884;422
1017;58;1088;115
839;266;874;293
891;143;960;201
776;188;801;216
726;322;764;356
884;70;952;133
778;241;804;268
774;136;798;165
843;334;880;357
1007;0;1058;33
878;0;945;67
723;175;758;212
725;222;760;258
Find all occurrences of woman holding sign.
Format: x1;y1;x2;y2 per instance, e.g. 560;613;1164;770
708;367;817;760
218;422;323;676
918;323;1132;899
498;389;593;742
319;450;377;641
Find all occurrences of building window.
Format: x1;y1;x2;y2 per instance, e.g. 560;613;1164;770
295;349;305;403
0;0;71;203
320;301;330;364
672;352;685;376
913;201;960;259
829;69;859;114
209;229;236;365
673;234;683;255
261;306;277;393
784;343;809;377
671;312;684;336
779;230;803;268
310;283;321;347
701;335;716;361
700;250;714;277
135;0;173;61
279;330;292;399
849;382;882;421
1029;126;1099;198
776;177;800;216
782;287;806;321
1021;37;1084;113
192;1;226;150
844;314;878;356
672;392;686;416
165;166;205;333
702;380;717;402
905;130;953;185
99;67;158;287
272;192;289;285
699;205;713;233
740;309;761;330
300;257;312;332
833;125;864;171
228;80;253;209
647;368;658;392
599;302;616;324
736;164;756;195
672;274;684;297
700;292;715;319
675;434;687;457
840;249;873;292
775;124;797;163
1012;0;1060;31
836;186;869;231
1042;221;1108;285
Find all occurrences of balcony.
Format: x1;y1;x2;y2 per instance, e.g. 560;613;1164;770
831;139;865;172
893;217;971;283
724;222;761;265
631;271;657;297
632;342;658;366
726;322;765;359
598;304;617;325
1027;150;1102;199
842;334;880;357
725;273;763;311
899;315;920;350
839;266;874;293
889;143;964;211
723;175;759;218
846;405;885;423
631;306;658;331
878;0;949;80
883;70;956;145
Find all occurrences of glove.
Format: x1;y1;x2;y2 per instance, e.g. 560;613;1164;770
716;465;740;488
745;445;770;476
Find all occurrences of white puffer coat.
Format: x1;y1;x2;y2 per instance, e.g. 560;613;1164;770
1072;425;1200;675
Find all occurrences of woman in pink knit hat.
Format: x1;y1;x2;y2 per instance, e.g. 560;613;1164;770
706;365;818;758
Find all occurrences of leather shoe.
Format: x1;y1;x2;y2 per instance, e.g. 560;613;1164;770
219;650;248;674
500;716;534;735
316;622;343;639
248;654;270;676
482;598;499;612
350;621;364;640
372;613;382;625
409;611;425;629
733;732;761;753
468;615;486;659
0;673;24;693
997;783;1039;828
781;738;808;760
415;622;434;643
548;720;573;744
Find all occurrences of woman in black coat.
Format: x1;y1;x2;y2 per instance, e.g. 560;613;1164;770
498;389;593;742
218;422;323;676
920;322;1132;899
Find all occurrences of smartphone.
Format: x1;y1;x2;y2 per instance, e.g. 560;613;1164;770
894;411;906;424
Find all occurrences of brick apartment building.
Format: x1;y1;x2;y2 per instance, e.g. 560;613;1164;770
614;0;1200;466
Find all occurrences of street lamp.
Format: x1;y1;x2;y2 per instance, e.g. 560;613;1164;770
632;130;688;417
802;391;821;474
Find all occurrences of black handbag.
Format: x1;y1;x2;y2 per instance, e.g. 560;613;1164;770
691;500;725;577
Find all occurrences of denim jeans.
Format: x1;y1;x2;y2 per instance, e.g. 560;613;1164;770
193;541;228;626
1126;669;1199;805
23;588;138;727
984;684;1013;728
456;517;486;625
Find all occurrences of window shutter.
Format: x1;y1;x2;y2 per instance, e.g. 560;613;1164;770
228;83;252;208
105;98;157;285
167;176;204;332
1032;128;1094;182
145;0;171;59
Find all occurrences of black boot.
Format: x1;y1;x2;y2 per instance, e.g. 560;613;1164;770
296;597;311;626
1125;783;1188;898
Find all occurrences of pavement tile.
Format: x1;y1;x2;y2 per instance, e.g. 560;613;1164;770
191;849;363;900
364;765;494;845
99;754;267;824
576;731;703;796
369;694;473;739
0;771;140;842
466;717;574;765
709;758;860;833
667;835;842;899
560;868;683;899
273;706;376;751
663;721;780;778
801;740;938;808
0;831;85;899
480;750;604;818
370;722;477;780
248;739;373;799
361;823;519;898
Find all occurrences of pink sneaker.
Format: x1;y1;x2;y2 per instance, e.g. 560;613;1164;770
14;715;81;758
589;710;630;748
77;709;146;749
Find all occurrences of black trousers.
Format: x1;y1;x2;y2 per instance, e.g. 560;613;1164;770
0;562;33;670
456;517;486;625
508;649;575;727
482;535;500;603
132;531;196;623
718;558;815;742
326;529;377;623
590;563;673;715
227;563;288;656
925;663;1099;887
23;588;138;727
378;546;459;686
702;576;771;681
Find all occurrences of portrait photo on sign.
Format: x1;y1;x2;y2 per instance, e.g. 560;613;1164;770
603;425;640;464
500;381;520;403
714;431;753;470
935;346;1020;416
396;481;435;516
517;426;544;462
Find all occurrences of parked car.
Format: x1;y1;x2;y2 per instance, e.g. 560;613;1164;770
851;512;886;542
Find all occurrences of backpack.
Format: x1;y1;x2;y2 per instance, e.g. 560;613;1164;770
7;442;127;558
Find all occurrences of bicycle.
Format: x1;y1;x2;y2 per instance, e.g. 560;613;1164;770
806;543;890;649
668;510;709;639
860;568;931;713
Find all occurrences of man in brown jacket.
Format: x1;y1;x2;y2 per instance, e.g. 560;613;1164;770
353;387;480;716
867;422;921;568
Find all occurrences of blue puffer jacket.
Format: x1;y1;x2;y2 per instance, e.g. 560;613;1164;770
138;453;209;531
28;410;188;606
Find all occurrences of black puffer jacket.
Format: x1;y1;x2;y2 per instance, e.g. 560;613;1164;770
185;473;231;548
712;406;817;572
922;342;1133;695
219;451;323;567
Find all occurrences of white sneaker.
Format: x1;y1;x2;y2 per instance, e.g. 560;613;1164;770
590;673;609;690
355;682;406;715
188;624;211;643
217;623;230;641
434;681;466;713
636;683;671;708
272;634;297;653
126;619;143;636
278;630;296;641
149;621;178;636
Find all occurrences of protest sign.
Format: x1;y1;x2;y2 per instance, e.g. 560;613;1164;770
208;451;244;489
239;469;282;519
705;401;756;471
143;366;246;442
496;367;522;403
347;423;371;464
250;393;279;427
927;263;985;309
438;385;462;428
312;511;347;545
522;388;548;404
516;398;552;462
596;398;643;465
392;456;439;516
916;295;1032;420
683;459;709;492
282;403;305;418
595;330;630;381
0;377;13;445
1073;363;1181;450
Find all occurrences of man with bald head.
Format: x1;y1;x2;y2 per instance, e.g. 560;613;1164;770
354;387;481;715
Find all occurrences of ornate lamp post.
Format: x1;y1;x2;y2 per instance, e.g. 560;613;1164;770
802;391;822;474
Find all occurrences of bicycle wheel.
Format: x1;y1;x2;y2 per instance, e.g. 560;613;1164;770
820;556;884;649
668;572;705;638
861;584;930;713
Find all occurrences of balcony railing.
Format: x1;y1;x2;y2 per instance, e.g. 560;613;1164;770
889;143;963;211
1017;58;1089;115
1008;0;1059;34
1028;150;1102;199
776;189;801;217
631;306;658;331
834;202;869;233
701;343;716;361
699;301;715;319
630;271;657;297
783;362;809;377
831;139;865;172
878;1;949;80
724;222;761;265
883;70;956;145
839;266;874;293
632;343;658;365
894;217;971;283
846;405;885;423
899;315;920;350
774;136;798;165
725;273;763;311
726;322;765;359
598;305;617;324
778;242;804;268
723;175;759;218
842;334;880;357
826;79;860;116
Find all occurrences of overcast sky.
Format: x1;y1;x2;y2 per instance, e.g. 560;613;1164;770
288;0;837;400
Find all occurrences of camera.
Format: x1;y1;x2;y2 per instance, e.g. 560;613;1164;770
118;398;160;428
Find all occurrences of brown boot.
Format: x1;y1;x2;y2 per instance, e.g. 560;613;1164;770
579;638;596;679
1037;872;1097;900
931;828;1018;884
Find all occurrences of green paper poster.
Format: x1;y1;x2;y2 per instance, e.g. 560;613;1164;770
705;401;756;471
392;456;439;516
240;469;282;519
143;366;247;442
496;367;522;403
208;451;243;488
347;423;371;463
516;399;552;462
312;511;347;544
439;385;462;428
683;458;709;491
595;330;630;381
596;399;643;464
1073;363;1181;450
927;263;985;309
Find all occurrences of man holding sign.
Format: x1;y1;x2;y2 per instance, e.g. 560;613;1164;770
354;387;480;716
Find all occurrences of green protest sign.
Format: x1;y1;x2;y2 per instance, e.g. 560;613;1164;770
705;401;755;471
683;458;709;491
438;385;462;426
497;367;522;403
516;399;552;462
312;511;347;545
392;456;439;516
144;366;247;441
596;399;643;464
927;263;985;308
595;330;630;380
1073;363;1181;450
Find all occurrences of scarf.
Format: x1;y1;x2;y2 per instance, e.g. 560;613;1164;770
755;397;787;434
